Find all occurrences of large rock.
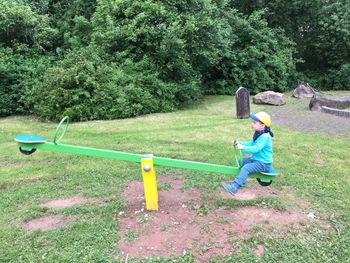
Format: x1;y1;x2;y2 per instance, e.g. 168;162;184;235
309;95;350;111
253;91;286;106
292;81;316;98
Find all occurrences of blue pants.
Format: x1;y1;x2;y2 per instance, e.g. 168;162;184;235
233;157;271;187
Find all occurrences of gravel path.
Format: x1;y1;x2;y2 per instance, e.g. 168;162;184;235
268;97;350;139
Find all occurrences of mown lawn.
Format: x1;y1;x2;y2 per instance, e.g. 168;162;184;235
1;96;349;262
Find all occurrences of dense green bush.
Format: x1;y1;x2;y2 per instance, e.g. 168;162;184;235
333;64;350;90
0;47;52;116
29;48;200;121
92;1;295;95
0;1;58;51
231;0;350;91
314;1;350;90
0;48;23;116
203;10;295;94
91;0;202;90
309;63;350;91
0;1;56;116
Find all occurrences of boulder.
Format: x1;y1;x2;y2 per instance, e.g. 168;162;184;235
253;91;286;106
292;81;316;98
309;95;350;111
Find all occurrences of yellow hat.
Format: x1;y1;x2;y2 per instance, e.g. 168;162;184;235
249;112;271;127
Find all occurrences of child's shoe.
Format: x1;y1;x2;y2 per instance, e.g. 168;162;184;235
221;181;239;196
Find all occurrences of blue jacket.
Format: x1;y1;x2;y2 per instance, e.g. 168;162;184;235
238;133;273;164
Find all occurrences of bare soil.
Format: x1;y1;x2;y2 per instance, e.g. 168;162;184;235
217;183;279;200
23;215;78;232
255;244;265;257
22;196;91;232
42;196;89;209
117;175;310;262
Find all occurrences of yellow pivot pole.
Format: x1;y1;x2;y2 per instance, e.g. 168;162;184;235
141;157;158;210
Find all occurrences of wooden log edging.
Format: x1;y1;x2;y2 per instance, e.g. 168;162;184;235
321;106;350;118
309;95;350;111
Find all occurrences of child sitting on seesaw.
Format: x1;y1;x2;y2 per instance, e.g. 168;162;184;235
222;111;274;195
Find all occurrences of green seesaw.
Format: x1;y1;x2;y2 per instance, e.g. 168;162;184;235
15;116;279;210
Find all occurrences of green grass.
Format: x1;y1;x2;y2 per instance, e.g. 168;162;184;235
1;95;350;262
124;230;140;242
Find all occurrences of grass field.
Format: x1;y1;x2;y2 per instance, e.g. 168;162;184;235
1;96;350;262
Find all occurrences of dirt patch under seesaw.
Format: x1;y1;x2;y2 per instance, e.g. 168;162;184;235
117;175;311;262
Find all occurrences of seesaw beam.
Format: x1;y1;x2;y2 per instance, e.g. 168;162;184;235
17;142;240;175
18;141;241;211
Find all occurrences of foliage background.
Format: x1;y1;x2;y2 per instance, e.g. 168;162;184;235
1;0;349;120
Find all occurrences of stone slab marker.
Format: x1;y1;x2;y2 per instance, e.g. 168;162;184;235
235;87;250;119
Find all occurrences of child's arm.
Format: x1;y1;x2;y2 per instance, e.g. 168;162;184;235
241;136;269;154
237;140;254;146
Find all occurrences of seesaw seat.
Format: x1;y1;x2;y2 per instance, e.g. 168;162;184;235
15;135;47;144
259;167;279;176
251;167;279;187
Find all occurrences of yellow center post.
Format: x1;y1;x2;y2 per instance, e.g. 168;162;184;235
141;157;158;210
